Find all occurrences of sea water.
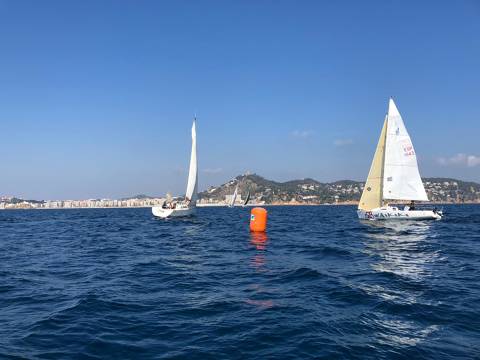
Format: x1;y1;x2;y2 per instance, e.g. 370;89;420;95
1;205;479;359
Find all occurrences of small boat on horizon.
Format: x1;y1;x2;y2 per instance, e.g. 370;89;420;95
357;98;442;221
152;119;198;218
228;184;239;208
243;190;251;207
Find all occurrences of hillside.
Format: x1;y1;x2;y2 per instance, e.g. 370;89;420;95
2;175;480;209
198;174;480;204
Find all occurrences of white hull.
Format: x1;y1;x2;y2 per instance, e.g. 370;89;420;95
357;206;441;221
152;205;196;218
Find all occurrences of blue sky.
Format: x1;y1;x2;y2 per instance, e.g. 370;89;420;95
1;0;479;199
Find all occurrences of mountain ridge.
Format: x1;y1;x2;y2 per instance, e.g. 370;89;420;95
199;174;480;204
2;175;479;205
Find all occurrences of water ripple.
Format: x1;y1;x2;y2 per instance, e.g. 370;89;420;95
1;205;479;359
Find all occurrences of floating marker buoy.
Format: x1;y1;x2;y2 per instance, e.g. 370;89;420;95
250;207;267;232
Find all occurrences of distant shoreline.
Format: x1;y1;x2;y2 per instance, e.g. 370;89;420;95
1;201;479;211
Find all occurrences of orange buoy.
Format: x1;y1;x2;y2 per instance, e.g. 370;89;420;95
250;207;267;232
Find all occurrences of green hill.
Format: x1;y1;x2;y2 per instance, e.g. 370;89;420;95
199;174;480;204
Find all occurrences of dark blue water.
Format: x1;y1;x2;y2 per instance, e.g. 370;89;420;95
1;205;480;359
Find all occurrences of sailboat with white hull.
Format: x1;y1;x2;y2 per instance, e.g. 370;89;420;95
357;99;442;221
152;119;198;218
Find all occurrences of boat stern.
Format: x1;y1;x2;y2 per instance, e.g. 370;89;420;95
152;206;174;218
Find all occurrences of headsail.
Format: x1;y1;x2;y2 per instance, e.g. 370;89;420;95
185;119;198;203
358;116;387;211
383;99;428;201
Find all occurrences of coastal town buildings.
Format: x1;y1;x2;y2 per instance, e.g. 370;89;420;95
2;177;480;210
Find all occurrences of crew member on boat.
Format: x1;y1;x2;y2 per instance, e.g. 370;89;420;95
409;201;415;210
404;200;415;211
162;200;177;209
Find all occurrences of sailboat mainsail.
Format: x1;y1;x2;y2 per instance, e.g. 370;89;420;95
383;99;428;201
359;98;428;211
230;184;238;207
185;119;198;203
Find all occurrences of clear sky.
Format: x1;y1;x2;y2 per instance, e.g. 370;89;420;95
1;0;479;200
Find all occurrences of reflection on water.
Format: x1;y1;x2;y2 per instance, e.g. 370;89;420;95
246;232;274;309
362;221;439;280
250;232;269;270
359;221;442;347
374;319;440;347
250;232;268;250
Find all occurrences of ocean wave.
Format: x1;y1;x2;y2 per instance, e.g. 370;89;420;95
1;205;479;359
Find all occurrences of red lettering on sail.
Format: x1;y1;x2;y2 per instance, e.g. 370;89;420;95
403;144;415;156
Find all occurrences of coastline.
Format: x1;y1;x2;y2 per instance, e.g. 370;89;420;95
1;201;479;211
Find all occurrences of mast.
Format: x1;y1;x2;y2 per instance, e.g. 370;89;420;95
380;113;388;207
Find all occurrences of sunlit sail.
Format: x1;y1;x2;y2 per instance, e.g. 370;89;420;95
357;99;441;221
152;119;198;218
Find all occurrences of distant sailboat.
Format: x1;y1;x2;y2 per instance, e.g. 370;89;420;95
243;190;251;207
152;119;197;218
357;99;442;220
228;184;238;208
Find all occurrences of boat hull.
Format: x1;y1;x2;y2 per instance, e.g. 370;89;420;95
357;206;442;221
152;206;196;218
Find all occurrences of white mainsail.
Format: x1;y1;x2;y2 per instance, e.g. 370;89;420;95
185;119;198;203
230;184;238;207
382;99;428;201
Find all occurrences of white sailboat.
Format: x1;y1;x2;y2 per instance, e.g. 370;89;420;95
152;119;198;218
357;99;442;221
228;184;238;208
